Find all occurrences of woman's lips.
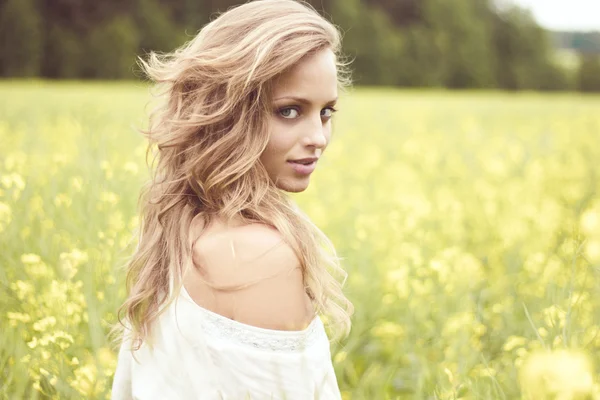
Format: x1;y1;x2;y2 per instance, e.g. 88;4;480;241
287;160;316;175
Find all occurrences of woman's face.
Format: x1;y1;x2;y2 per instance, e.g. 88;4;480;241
260;47;338;193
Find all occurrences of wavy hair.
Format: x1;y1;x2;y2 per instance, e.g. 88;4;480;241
110;0;354;351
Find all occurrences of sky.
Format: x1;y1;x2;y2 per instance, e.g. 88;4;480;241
510;0;600;31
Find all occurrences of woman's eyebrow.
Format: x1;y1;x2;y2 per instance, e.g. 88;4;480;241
273;96;338;106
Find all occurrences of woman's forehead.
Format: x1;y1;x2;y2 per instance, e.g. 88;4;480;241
271;49;338;101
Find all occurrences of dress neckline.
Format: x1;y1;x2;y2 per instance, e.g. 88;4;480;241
178;283;322;337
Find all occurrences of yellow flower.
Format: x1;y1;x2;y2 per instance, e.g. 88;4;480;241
580;207;600;235
21;253;41;264
584;239;600;264
334;351;347;364
519;349;594;399
542;305;566;329
0;201;12;232
444;367;454;384
123;161;139;175
1;174;13;189
27;337;38;349
59;249;89;280
70;363;98;396
6;311;31;324
41;218;54;230
10;280;34;301
100;160;113;180
54;331;75;350
71;176;83;192
99;191;119;205
3;150;27;172
20;226;31;240
97;347;117;373
503;335;527;352
52;153;68;166
128;215;139;230
12;173;25;190
53;193;72;208
108;212;125;232
371;321;404;338
22;256;54;279
32;316;57;332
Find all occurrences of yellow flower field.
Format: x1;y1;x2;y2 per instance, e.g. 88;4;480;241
1;81;599;399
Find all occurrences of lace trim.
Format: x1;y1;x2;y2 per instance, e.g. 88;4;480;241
179;287;324;352
199;311;323;352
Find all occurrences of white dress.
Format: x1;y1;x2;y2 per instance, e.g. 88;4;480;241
111;284;342;399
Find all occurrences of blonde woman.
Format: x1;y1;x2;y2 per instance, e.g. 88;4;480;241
110;0;354;398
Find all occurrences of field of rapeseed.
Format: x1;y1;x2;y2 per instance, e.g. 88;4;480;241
1;81;599;399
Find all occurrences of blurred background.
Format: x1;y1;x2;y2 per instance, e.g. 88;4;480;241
1;1;600;399
0;0;599;90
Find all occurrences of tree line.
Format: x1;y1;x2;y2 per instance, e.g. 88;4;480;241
0;0;599;91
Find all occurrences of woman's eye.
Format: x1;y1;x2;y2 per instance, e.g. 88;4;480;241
279;107;299;119
321;107;338;119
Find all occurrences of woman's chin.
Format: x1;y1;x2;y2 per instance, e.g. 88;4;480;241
275;176;310;193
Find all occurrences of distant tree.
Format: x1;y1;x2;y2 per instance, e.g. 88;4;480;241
537;63;572;91
330;0;403;86
166;0;208;33
40;0;134;34
43;24;84;78
0;0;581;88
305;0;332;14
85;16;140;79
395;25;445;87
422;0;496;89
366;0;421;27
204;0;248;15
577;54;600;92
490;6;562;90
0;0;42;77
164;0;331;33
135;0;184;54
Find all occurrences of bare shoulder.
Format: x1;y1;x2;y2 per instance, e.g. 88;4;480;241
191;220;294;283
187;217;314;331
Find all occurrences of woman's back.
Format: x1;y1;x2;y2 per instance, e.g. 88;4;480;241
111;215;341;399
186;215;315;331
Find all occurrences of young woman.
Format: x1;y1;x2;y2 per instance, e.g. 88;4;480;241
110;0;354;398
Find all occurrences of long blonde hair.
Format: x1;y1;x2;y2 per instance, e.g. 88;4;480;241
111;0;354;350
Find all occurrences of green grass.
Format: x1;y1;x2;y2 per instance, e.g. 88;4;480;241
1;81;600;399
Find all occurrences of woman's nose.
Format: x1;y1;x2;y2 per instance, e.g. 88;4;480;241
303;115;328;149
